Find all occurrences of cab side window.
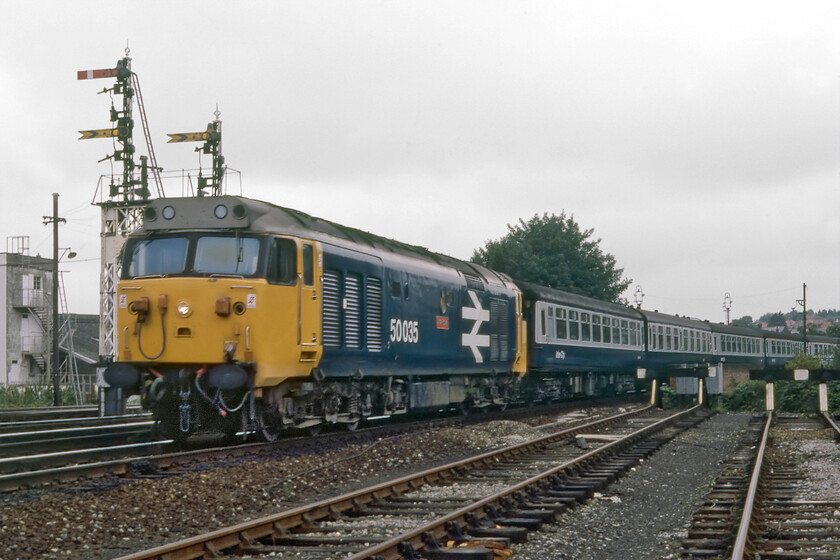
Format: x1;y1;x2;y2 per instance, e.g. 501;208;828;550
268;238;297;284
302;243;314;286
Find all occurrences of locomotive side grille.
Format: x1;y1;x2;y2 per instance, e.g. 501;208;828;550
322;270;342;348
344;273;362;349
490;298;500;362
463;273;485;291
365;277;383;352
489;297;509;362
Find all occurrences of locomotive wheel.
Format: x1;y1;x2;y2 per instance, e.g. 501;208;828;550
262;424;281;442
259;408;282;442
308;425;323;436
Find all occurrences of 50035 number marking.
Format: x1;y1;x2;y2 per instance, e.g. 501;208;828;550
390;319;419;343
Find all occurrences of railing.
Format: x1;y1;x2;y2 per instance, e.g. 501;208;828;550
14;289;46;308
20;336;46;354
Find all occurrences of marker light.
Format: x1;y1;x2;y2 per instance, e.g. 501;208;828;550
162;205;176;220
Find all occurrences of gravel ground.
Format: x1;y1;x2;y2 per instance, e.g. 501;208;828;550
511;412;753;560
0;405;627;560
770;420;840;500
0;409;782;560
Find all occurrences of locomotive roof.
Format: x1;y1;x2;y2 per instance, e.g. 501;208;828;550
516;281;644;320
137;195;514;287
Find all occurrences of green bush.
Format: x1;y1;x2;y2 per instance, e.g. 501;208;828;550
784;352;822;371
0;385;96;408
774;380;819;413
660;386;696;409
718;380;766;412
715;379;840;414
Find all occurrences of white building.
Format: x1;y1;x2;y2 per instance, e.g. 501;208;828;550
0;240;55;386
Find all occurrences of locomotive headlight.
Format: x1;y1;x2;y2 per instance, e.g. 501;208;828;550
176;300;192;317
214;204;228;219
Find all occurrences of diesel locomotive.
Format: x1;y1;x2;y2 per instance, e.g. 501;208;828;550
103;195;838;439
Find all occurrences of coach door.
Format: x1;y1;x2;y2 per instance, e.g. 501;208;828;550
298;240;323;363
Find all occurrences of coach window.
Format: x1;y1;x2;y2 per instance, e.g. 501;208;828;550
267;238;297;284
555;309;567;339
629;322;637;346
592;315;602;343
302;244;314;286
581;313;591;342
604;321;613;344
620;320;629;345
569;310;579;340
540;308;547;338
545;307;556;339
612;318;620;345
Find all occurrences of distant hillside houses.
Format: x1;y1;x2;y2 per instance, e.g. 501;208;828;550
755;314;836;333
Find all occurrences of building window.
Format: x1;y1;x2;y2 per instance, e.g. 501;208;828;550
33;276;41;291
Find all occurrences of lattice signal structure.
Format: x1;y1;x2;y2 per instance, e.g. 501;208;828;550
78;47;163;383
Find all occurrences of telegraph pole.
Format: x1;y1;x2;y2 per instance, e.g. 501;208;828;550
797;283;807;354
43;193;65;406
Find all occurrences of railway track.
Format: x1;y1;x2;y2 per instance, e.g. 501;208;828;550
0;397;637;493
0;419;157;460
111;404;712;560
0;411;151;435
682;412;840;559
0;404;143;423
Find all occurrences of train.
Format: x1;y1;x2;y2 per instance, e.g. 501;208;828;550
102;195;839;439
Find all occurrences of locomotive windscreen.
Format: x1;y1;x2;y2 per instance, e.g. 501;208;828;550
124;234;263;278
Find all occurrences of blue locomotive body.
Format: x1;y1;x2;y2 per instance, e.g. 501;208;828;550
315;241;521;380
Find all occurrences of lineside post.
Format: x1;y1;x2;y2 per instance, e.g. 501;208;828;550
765;382;775;412
819;383;829;413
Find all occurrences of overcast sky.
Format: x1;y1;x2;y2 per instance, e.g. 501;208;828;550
1;1;838;324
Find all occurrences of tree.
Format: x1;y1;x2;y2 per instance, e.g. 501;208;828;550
471;212;631;302
762;312;787;328
826;324;840;338
730;315;754;328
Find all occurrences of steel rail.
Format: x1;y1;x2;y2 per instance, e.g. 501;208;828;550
730;411;773;560
822;411;840;437
0;413;152;434
110;404;666;560
0;420;154;443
